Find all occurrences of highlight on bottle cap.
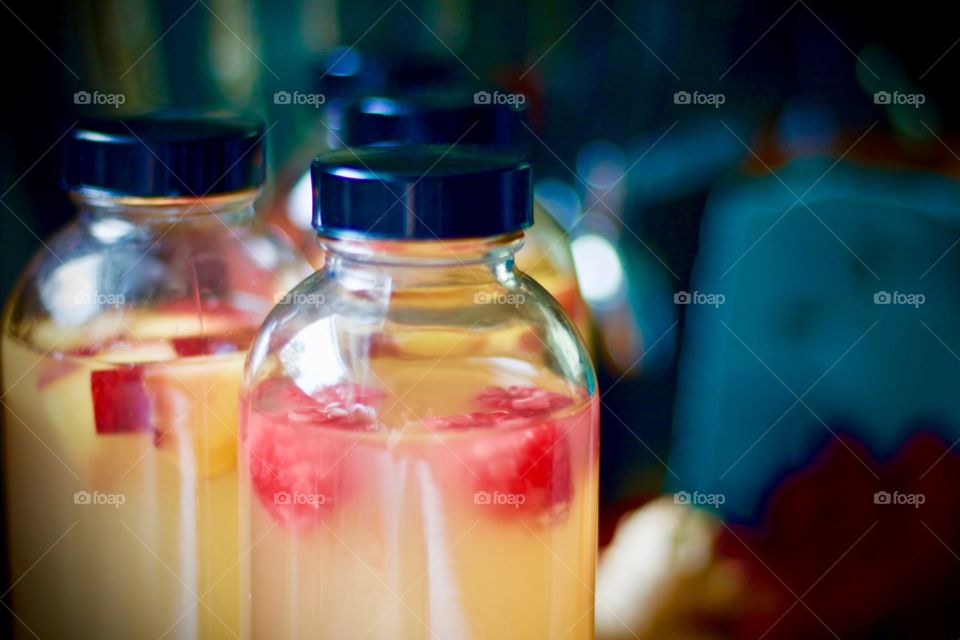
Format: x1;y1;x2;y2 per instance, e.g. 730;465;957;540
61;112;266;197
311;145;533;240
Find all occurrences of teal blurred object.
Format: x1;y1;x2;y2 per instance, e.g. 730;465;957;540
670;158;960;521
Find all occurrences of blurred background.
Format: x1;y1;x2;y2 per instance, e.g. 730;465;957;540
3;0;960;638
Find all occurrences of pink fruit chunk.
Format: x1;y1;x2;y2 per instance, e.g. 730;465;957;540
245;380;385;529
475;385;573;416
463;418;572;521
172;335;240;357
431;385;575;521
89;340;179;436
91;366;153;435
368;334;400;358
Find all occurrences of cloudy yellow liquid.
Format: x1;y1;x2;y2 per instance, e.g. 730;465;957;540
2;316;246;639
241;355;599;639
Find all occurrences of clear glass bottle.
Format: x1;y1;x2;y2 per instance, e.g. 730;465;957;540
342;88;592;344
1;114;309;638
266;80;594;347
240;146;599;638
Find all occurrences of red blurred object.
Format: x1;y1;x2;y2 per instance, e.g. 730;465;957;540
716;429;960;639
491;64;545;129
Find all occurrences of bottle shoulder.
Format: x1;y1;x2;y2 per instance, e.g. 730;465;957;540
3;217;310;350
246;264;595;395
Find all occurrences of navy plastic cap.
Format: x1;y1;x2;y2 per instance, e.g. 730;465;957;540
344;87;529;151
312;146;532;239
61;113;265;197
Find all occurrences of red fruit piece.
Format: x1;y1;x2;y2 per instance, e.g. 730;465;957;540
368;334;400;358
475;385;573;416
431;386;576;521
91;366;154;435
244;380;385;529
465;418;572;521
171;332;254;357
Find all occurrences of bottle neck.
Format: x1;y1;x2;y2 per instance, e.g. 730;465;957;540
320;232;525;285
73;189;259;230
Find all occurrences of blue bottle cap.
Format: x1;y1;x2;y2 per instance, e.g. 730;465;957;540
61;112;265;197
311;145;532;239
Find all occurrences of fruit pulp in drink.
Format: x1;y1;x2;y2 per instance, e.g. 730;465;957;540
241;352;599;639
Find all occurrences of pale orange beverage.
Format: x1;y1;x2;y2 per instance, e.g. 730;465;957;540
240;351;599;639
2;311;255;638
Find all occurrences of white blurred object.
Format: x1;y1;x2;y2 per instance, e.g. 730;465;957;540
286;170;314;231
595;497;744;640
572;233;625;306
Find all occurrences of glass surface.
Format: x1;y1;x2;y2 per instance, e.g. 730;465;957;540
1;191;309;638
240;233;599;638
263;169;593;347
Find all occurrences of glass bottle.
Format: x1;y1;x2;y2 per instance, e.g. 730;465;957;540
338;87;592;343
1;114;310;638
240;146;599;638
